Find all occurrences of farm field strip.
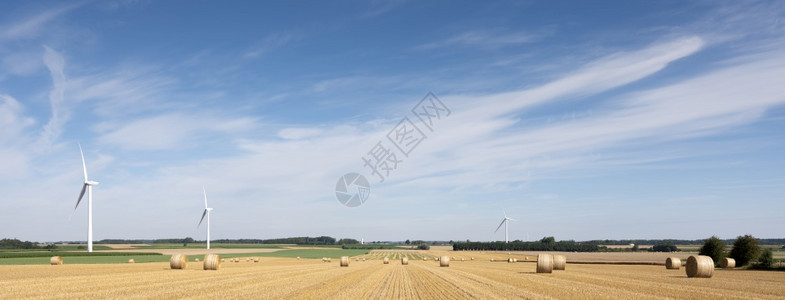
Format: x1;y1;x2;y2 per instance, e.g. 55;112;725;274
2;257;784;299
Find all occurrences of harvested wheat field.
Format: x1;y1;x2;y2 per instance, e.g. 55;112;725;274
1;257;784;299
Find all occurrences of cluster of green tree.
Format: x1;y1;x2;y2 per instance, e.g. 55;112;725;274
453;237;600;252
0;238;56;249
649;243;679;252
403;240;429;245
699;235;779;270
153;237;194;244
341;244;400;250
98;239;151;244
592;238;785;245
211;236;337;245
148;236;340;246
337;238;359;245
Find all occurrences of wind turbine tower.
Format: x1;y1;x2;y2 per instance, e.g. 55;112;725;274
494;211;516;243
71;143;99;252
198;187;213;250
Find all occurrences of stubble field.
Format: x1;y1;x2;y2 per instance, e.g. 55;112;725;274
1;250;784;299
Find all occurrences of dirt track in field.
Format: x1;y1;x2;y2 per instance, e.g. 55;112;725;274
2;253;784;299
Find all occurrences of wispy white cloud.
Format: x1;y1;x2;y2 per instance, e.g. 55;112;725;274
0;2;83;41
35;46;69;152
397;39;785;193
0;95;35;180
0;95;35;142
1;51;43;76
98;113;259;151
243;32;297;59
362;0;407;18
66;66;178;117
413;29;540;51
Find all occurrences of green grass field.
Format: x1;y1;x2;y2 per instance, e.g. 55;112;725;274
0;255;171;265
127;243;286;249
0;248;369;265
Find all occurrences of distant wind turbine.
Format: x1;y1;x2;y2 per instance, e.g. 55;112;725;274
70;143;99;252
494;211;516;243
197;187;213;250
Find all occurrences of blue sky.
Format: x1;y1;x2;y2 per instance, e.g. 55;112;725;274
1;1;784;243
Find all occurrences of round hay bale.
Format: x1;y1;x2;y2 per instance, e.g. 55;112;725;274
170;254;188;269
471;257;474;261
440;256;450;267
461;258;465;261
254;258;259;263
204;254;221;270
451;256;456;260
536;254;553;274
327;258;332;263
234;258;240;263
50;256;62;265
686;255;714;278
423;257;427;261
490;258;495;262
553;255;566;270
297;257;300;260
383;257;389;264
128;259;135;264
401;257;409;265
340;256;349;267
322;257;326;262
721;258;736;269
665;257;681;270
195;258;200;262
362;258;366;262
508;258;514;263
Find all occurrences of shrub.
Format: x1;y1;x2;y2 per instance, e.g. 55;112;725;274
417;244;430;250
756;248;774;269
650;243;678;252
699;236;726;265
729;235;761;267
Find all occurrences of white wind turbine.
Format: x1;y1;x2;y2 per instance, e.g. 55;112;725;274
494;211;516;243
197;187;213;250
71;143;99;252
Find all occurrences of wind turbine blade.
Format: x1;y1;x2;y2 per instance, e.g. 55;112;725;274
203;186;208;209
197;209;207;228
79;143;88;181
509;218;517;221
494;219;506;233
71;184;87;219
503;210;507;218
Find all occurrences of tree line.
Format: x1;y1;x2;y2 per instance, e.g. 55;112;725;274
591;238;785;245
0;238;49;249
453;237;600;252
